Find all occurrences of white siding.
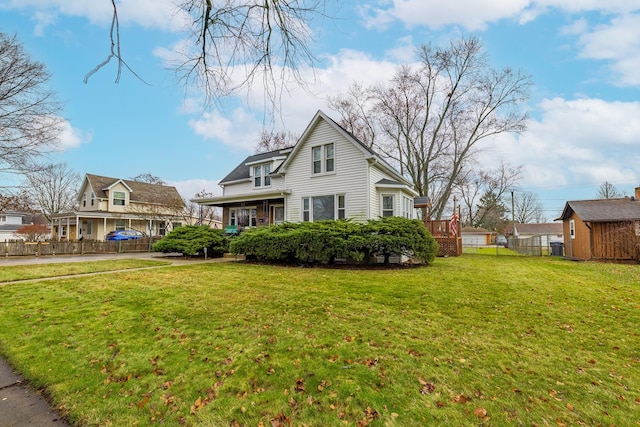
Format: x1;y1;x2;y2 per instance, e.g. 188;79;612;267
285;120;369;222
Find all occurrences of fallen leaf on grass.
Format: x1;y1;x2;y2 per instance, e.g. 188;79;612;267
453;394;470;404
474;407;487;418
419;378;436;395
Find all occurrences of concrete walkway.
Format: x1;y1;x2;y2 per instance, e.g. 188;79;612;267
0;252;239;426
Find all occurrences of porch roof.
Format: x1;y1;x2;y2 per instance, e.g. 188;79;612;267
194;189;291;206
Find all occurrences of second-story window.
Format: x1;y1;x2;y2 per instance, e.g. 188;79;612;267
91;192;95;206
113;191;126;206
253;164;271;187
312;143;335;175
82;192;87;207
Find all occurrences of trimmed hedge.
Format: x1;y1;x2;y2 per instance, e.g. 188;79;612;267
152;225;228;257
230;217;438;265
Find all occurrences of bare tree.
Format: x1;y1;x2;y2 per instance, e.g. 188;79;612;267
329;37;531;219
130;173;166;185
24;163;80;221
456;161;521;226
0;190;34;212
0;33;63;179
513;191;545;223
254;130;298;153
191;189;222;226
88;0;330;112
596;181;623;199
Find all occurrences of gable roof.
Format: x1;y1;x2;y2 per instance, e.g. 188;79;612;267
514;222;563;235
557;198;640;222
277;110;413;187
82;174;183;205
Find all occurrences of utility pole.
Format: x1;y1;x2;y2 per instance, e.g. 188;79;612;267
511;191;515;246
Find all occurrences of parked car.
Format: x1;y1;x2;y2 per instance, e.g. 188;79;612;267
105;229;145;241
496;234;507;246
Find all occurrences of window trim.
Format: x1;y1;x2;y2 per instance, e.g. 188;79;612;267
311;143;335;175
229;207;257;227
381;194;395;217
113;191;126;206
253;163;272;188
301;194;346;222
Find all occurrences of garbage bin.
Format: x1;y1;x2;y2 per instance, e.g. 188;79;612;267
550;242;564;256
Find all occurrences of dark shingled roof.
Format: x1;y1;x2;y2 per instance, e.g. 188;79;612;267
219;149;292;184
85;174;183;205
558;198;640;222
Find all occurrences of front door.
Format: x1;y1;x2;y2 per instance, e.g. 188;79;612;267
270;205;284;225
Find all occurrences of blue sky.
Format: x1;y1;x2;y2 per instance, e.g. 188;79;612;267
1;0;639;220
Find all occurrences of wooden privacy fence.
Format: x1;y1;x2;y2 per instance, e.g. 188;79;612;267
1;238;163;258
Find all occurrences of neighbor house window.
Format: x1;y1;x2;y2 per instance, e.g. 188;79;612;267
113;191;126;206
0;215;6;223
312;143;335;175
253;164;271;187
115;219;126;231
91;192;95;206
230;207;257;227
382;195;394;217
82;192;87;207
302;195;346;221
85;221;92;235
60;225;66;237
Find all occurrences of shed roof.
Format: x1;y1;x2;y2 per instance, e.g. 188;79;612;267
515;222;563;235
557;198;640;222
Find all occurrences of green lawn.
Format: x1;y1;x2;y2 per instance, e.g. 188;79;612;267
0;259;170;282
0;256;637;426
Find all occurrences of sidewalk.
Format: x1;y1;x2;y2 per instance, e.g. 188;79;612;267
0;357;70;426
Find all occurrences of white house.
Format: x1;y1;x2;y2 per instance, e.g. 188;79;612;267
194;110;418;227
0;212;28;241
512;223;564;247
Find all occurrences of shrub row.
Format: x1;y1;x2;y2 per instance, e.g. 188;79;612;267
152;225;228;257
229;217;438;265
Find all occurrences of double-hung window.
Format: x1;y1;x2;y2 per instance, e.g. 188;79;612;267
311;143;335;175
82;192;87;207
382;195;394;217
301;194;346;221
230;207;257;227
113;191;126;206
402;196;413;219
91;192;95;206
253;164;271;187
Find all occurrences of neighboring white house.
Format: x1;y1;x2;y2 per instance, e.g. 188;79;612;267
461;228;493;246
0;212;30;241
194;110;418;227
512;223;564;247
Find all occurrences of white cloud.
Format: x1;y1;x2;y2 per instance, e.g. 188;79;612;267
575;13;640;86
188;108;263;151
2;0;188;33
167;178;222;200
52;119;92;152
480;97;640;190
362;0;640;30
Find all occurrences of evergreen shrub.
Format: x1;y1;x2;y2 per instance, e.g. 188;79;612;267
152;225;228;257
230;217;438;265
